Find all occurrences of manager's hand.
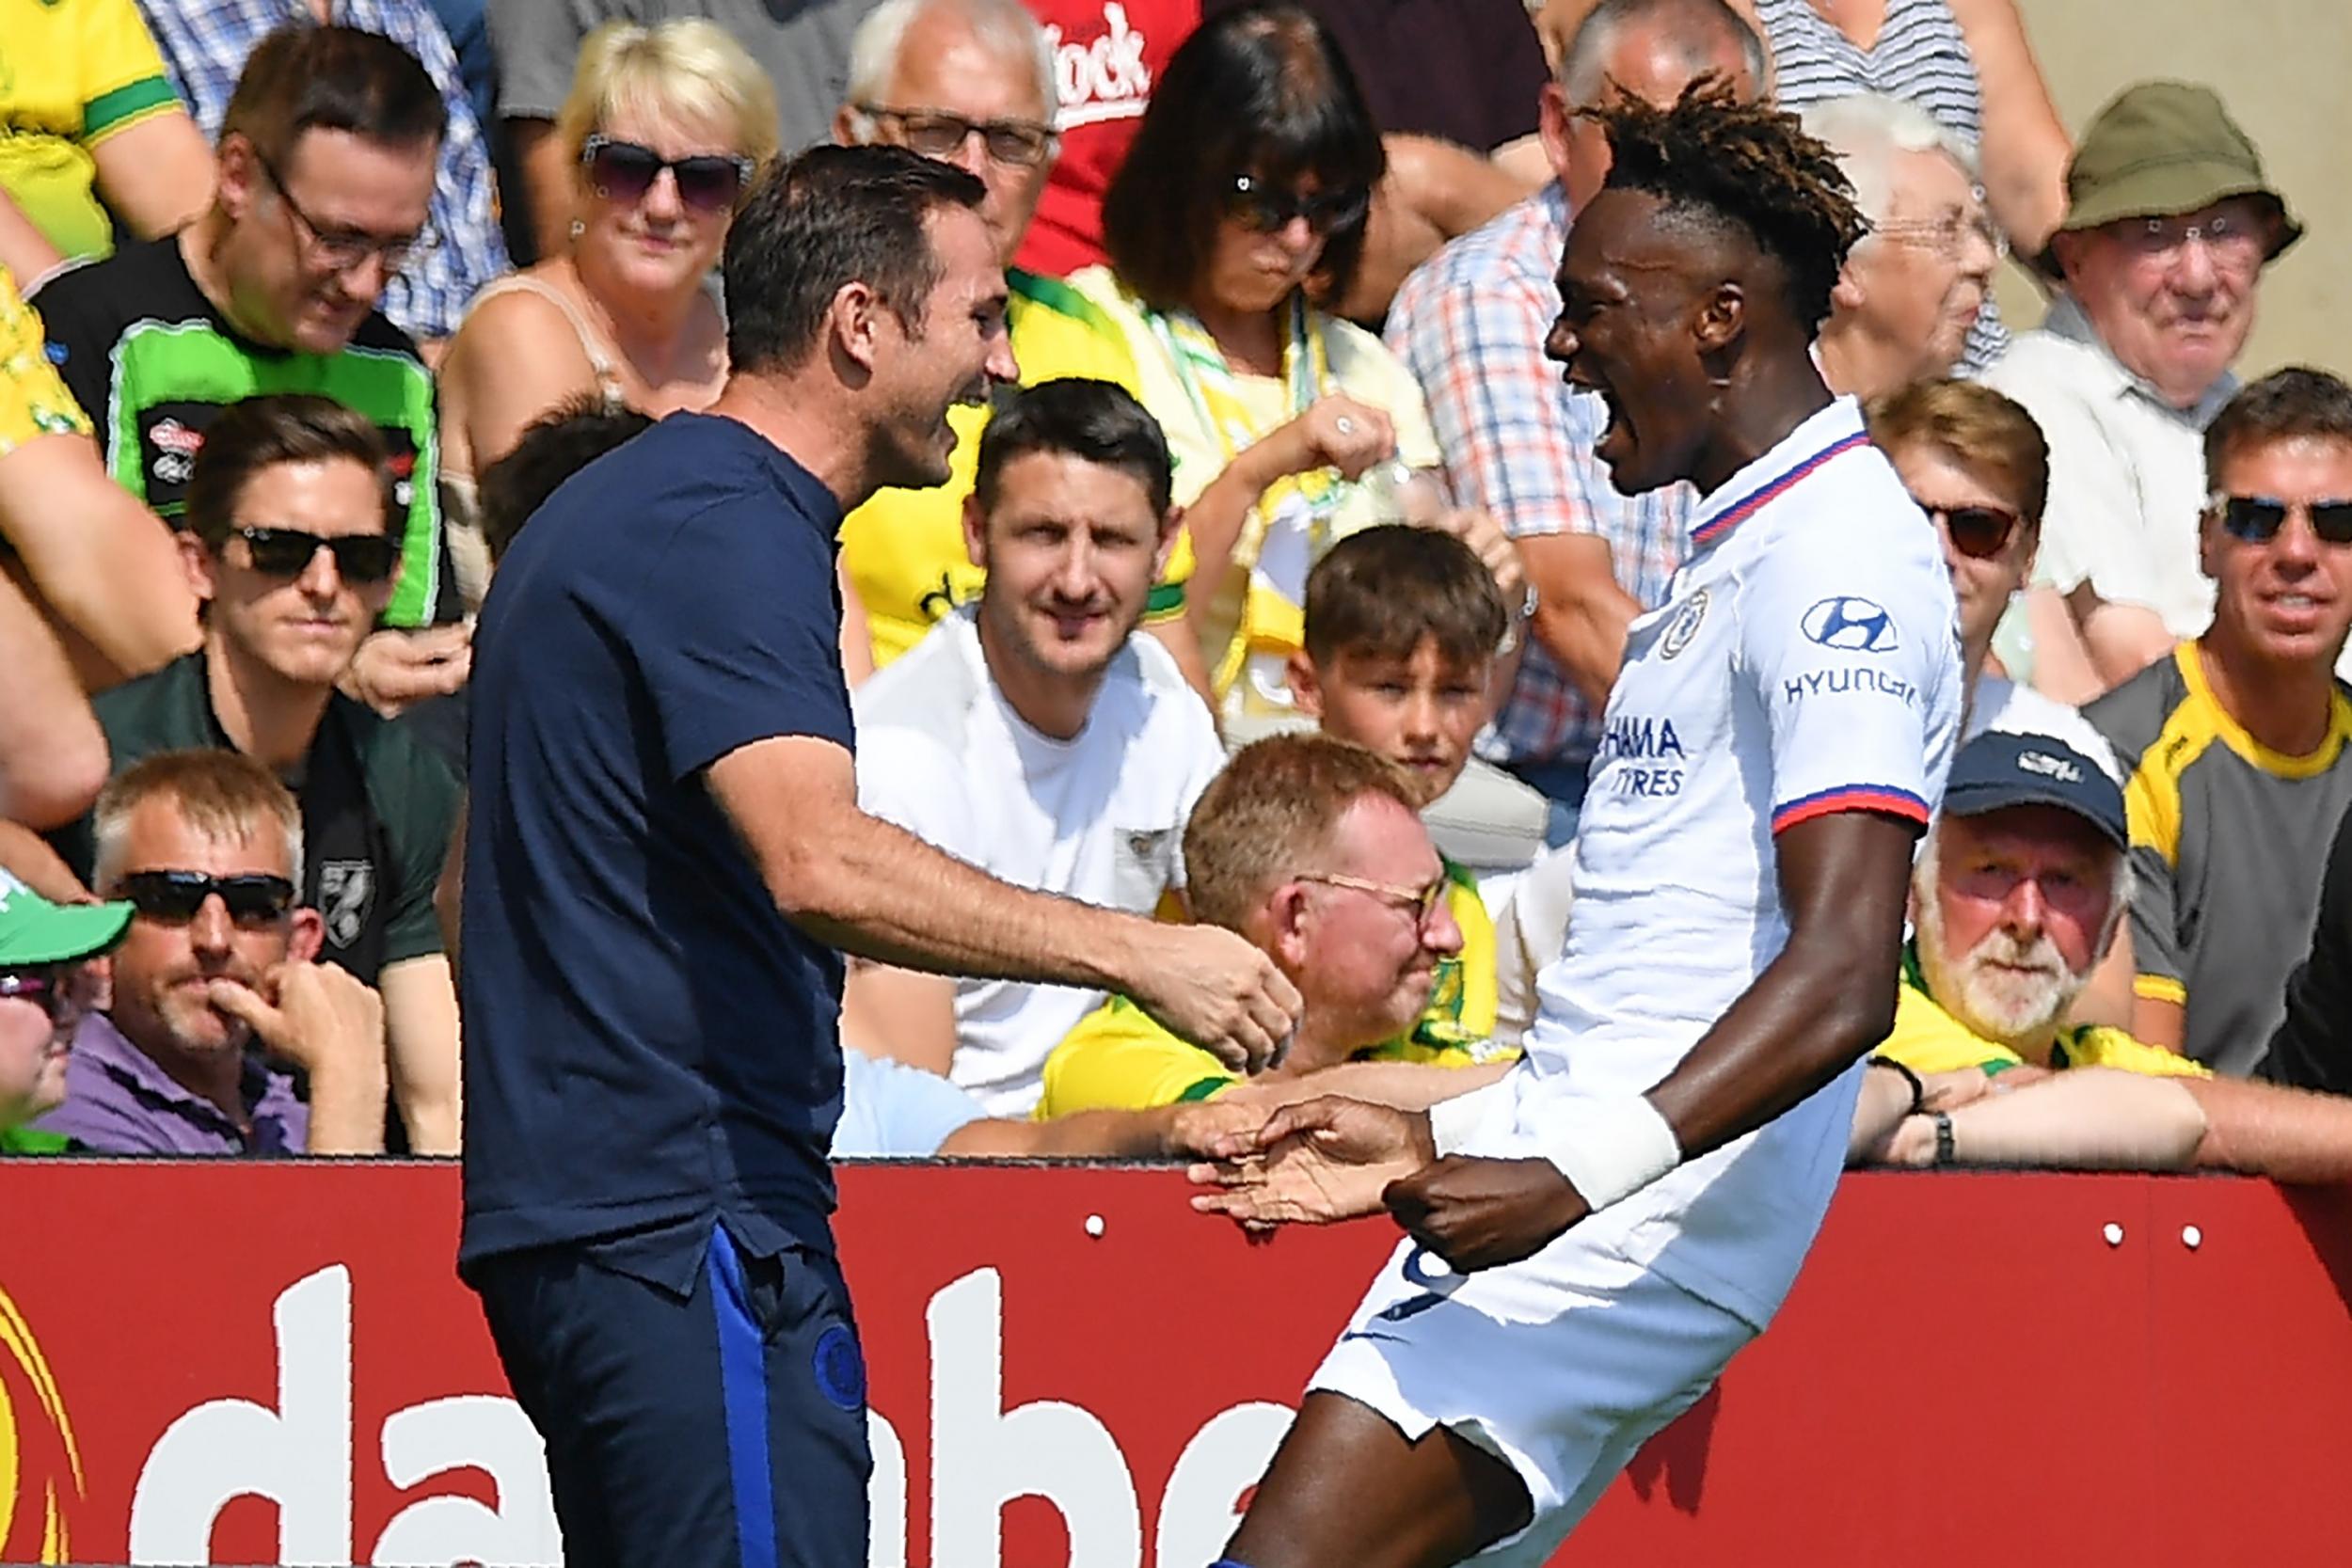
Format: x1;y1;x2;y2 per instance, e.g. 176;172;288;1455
1128;924;1302;1073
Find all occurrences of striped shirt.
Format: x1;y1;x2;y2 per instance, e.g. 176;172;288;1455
1756;0;2006;369
1387;184;1690;768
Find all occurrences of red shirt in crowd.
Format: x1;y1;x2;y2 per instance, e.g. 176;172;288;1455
1018;0;1199;276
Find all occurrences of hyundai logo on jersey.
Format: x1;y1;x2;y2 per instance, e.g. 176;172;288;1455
1801;595;1899;652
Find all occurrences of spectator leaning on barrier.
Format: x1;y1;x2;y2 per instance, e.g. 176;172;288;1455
843;379;1224;1116
1804;93;1999;404
2086;368;2352;1076
36;751;390;1157
35;24;470;718
52;394;462;1154
0;872;132;1154
133;2;508;344
1384;0;1764;844
1980;81;2304;698
833;0;1206;689
1849;729;2352;1182
1041;734;1515;1117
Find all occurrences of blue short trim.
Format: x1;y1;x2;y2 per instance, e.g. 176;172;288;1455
708;1230;780;1568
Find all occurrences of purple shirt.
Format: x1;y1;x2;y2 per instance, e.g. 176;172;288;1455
34;1014;309;1156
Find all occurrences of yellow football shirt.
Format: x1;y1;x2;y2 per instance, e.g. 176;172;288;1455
0;269;92;452
1036;864;1510;1117
1874;945;2210;1080
0;0;184;263
839;267;1194;667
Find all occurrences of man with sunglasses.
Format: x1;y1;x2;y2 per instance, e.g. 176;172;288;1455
833;0;1209;691
0;871;133;1155
36;750;390;1156
2084;368;2352;1077
1983;82;2305;697
54;393;463;1154
34;24;472;715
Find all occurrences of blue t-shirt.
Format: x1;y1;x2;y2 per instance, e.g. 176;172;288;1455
832;1050;990;1159
458;413;855;1290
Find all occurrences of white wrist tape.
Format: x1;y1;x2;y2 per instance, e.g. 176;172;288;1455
1545;1096;1682;1212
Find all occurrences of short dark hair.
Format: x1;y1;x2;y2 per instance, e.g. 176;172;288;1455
973;379;1175;520
723;144;988;376
479;397;654;562
1303;526;1507;671
2204;367;2352;483
221;24;447;171
1590;76;1866;331
183;393;392;551
1101;2;1385;312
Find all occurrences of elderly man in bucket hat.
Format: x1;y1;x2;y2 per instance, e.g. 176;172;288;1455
1981;81;2304;694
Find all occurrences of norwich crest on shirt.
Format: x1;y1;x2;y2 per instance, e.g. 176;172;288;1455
317;861;375;951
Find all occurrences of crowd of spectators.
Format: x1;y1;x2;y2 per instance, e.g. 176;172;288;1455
3;0;2352;1190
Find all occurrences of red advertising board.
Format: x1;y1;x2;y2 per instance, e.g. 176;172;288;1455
3;1163;2350;1565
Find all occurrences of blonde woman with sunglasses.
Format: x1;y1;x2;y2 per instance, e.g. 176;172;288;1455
436;20;778;607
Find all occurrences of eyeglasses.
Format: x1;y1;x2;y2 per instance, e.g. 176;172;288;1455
2212;493;2352;546
582;135;756;214
230;525;400;584
1224;174;1369;237
854;105;1058;168
0;970;85;1028
1915;500;2024;560
1874;202;2007;262
2118;209;2268;272
1295;870;1449;931
119;871;297;928
253;150;435;276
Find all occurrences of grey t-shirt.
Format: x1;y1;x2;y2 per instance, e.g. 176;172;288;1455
485;0;882;155
2087;645;2352;1075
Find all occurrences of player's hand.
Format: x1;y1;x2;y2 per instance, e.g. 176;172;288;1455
1383;1154;1587;1273
1188;1095;1435;1227
1126;924;1302;1072
1424;505;1527;606
343;624;472;718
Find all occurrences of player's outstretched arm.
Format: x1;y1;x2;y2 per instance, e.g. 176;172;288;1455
707;733;1301;1071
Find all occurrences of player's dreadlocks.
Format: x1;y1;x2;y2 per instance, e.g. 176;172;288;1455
1586;76;1867;332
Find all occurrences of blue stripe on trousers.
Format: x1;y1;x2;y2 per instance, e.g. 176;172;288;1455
707;1230;781;1568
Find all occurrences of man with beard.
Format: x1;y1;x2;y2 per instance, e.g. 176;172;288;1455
1187;83;1961;1568
37;749;389;1156
458;147;1298;1568
841;377;1224;1115
1847;729;2352;1183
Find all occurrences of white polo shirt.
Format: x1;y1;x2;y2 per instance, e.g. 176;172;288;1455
1438;397;1963;1326
854;608;1225;1116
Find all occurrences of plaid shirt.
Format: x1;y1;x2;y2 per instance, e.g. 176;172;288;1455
135;0;508;340
1388;183;1690;768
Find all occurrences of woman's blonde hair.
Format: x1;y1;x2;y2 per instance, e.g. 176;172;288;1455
556;19;781;181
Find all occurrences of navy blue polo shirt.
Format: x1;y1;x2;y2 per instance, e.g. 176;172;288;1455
458;413;854;1291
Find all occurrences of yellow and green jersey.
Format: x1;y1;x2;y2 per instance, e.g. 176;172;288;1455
1875;942;2209;1080
0;0;183;262
1036;861;1508;1117
839;267;1193;668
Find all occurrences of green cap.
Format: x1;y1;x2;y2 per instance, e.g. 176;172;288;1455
2056;81;2300;258
0;874;134;968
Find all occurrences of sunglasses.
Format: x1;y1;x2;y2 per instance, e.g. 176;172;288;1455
582;135;755;214
2214;493;2352;546
1915;502;2023;561
231;525;400;584
119;871;297;928
855;104;1057;168
1224;174;1369;237
0;970;85;1027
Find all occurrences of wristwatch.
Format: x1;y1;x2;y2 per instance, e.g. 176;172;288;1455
1497;581;1540;657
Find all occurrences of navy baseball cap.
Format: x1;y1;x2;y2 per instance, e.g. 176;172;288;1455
1942;732;2127;849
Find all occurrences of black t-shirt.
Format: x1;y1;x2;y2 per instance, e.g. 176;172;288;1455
33;235;456;628
1205;0;1547;150
2261;795;2352;1094
457;414;855;1290
56;651;460;984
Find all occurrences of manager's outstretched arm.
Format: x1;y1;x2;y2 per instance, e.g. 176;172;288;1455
708;734;1300;1073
